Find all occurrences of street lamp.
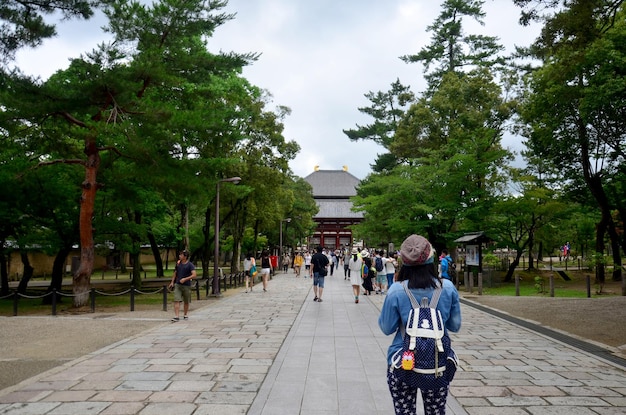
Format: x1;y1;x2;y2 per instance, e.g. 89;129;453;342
213;176;241;296
279;218;291;267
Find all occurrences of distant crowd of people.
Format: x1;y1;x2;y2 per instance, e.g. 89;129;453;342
259;244;458;304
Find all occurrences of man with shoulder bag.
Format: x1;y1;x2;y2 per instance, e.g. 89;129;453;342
311;246;329;302
168;250;197;322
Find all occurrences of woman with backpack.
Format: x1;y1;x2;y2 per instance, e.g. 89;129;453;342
360;250;375;295
378;234;461;415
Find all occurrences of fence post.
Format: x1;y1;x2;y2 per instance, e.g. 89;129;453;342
463;269;469;292
549;274;554;297
477;272;483;295
515;274;520;296
162;286;167;311
13;291;18;316
586;275;591;298
205;279;209;297
52;289;57;316
130;286;135;311
90;288;96;312
195;281;200;301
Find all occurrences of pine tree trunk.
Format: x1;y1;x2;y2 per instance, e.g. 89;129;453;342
73;140;99;308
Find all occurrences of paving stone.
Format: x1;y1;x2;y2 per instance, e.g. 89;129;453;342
99;402;146;415
89;391;151;402
136;402;195;415
47;401;110;414
0;402;61;415
115;380;170;391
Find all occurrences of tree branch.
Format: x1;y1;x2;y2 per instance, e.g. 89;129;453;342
38;159;86;167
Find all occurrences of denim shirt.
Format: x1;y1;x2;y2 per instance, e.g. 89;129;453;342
440;255;452;279
378;278;461;366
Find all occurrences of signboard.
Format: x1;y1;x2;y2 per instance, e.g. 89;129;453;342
466;244;480;266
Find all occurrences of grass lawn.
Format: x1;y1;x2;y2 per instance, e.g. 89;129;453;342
469;266;623;298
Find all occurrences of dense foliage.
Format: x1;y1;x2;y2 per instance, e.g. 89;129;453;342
0;0;318;302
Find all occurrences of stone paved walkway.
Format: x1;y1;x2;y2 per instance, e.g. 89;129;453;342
1;271;625;414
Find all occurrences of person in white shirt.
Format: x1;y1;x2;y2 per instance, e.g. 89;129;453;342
348;247;364;303
385;252;398;290
304;252;312;278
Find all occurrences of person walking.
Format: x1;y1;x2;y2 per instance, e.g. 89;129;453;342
438;251;446;278
168;250;197;322
259;250;273;292
304;251;312;278
375;250;387;294
378;234;461;415
311;245;329;302
348;247;363;303
282;253;290;273
440;249;453;281
361;250;374;295
343;249;350;280
293;252;304;277
385;251;397;290
243;252;256;293
329;250;336;276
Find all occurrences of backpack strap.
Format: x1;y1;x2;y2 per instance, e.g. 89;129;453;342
402;281;421;308
429;284;442;308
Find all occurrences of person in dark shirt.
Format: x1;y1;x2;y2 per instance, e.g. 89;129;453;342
168;250;196;322
311;246;329;302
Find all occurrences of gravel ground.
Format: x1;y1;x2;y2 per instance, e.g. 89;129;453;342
466;294;626;350
0;310;171;391
1;291;625;392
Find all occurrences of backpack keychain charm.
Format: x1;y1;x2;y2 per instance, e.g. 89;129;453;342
401;350;415;370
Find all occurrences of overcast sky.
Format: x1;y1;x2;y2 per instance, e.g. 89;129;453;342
15;0;540;180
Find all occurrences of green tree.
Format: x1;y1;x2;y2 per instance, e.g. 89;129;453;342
391;69;513;247
349;0;514;251
350;165;434;248
487;170;569;281
0;0;255;306
343;79;414;172
0;99;82;296
517;0;626;286
401;0;505;90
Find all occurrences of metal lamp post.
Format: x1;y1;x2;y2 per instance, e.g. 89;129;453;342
213;176;241;296
279;218;291;266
